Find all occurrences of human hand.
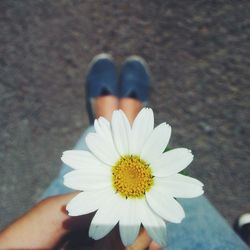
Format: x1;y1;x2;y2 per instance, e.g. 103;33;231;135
0;192;162;250
57;193;162;250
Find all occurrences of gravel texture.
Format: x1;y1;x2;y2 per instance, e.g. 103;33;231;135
0;0;250;230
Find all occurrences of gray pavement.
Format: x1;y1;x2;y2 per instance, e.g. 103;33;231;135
0;0;250;231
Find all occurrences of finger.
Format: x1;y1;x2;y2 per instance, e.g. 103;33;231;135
125;228;151;250
149;241;162;250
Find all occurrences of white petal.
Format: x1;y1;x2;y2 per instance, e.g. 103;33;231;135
111;110;131;155
155;175;204;198
141;123;171;164
86;132;119;165
119;199;141;246
94;117;115;146
61;150;109;170
170;173;204;186
146;187;185;223
89;194;122;240
152;148;194;177
94;117;121;159
64;169;111;191
66;188;114;216
138;199;167;247
94;117;111;137
63;161;110;176
130;108;154;155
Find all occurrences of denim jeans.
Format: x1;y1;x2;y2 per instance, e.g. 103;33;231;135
41;126;248;250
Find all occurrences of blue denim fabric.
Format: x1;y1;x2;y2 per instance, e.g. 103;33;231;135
40;126;248;250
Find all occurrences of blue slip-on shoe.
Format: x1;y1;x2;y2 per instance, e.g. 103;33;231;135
86;53;118;124
119;55;150;106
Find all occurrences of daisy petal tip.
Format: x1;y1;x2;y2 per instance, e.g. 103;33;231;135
200;189;205;195
90;226;110;240
163;122;172;134
61;153;68;161
119;226;139;247
190;152;194;161
91;234;98;240
183;148;194;160
94;119;98;127
196;179;205;187
64;149;77;154
174;214;185;224
88;233;93;240
180;214;185;223
98;116;109;125
65;203;69;211
168;123;172;132
197;181;205;190
66;209;72;216
63;180;68;188
66;205;75;216
188;149;194;156
148;107;154;114
88;230;96;240
111;109;119;120
143;107;151;113
61;151;68;158
175;208;186;223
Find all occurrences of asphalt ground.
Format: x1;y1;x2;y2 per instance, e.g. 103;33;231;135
0;0;249;231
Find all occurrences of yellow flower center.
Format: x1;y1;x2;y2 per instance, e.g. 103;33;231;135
112;155;154;199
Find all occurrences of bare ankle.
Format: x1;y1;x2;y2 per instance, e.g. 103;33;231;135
95;96;119;121
119;98;143;124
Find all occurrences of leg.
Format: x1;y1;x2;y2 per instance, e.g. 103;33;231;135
95;95;118;121
119;97;142;124
166;196;248;249
119;55;150;124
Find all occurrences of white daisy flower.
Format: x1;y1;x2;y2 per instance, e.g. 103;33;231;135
62;108;204;247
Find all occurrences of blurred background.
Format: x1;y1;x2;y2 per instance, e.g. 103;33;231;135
0;0;249;230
